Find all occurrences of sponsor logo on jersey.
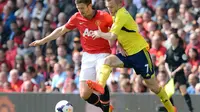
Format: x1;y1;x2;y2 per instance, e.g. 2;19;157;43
83;28;94;37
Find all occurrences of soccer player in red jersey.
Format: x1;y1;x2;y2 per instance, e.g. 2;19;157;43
29;0;113;112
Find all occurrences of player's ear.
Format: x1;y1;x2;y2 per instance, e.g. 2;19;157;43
88;3;92;8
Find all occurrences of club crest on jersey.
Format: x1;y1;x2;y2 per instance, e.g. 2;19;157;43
174;55;179;61
95;20;101;26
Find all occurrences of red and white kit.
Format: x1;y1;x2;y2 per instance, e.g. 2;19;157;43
65;10;113;81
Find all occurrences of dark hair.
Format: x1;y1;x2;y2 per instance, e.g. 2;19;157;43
25;53;34;63
0;17;2;22
172;33;184;47
0;48;5;52
189;48;199;60
66;64;75;71
10;21;17;25
120;73;130;79
75;0;91;5
27;66;36;73
163;20;171;25
43;19;50;23
141;0;148;7
36;1;44;7
111;80;118;84
53;87;60;92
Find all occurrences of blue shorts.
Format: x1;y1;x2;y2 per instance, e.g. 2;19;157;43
116;49;155;79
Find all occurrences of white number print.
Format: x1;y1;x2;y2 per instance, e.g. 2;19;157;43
83;28;94;37
145;64;149;73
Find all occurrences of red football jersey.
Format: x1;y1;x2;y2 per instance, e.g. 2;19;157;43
65;10;113;54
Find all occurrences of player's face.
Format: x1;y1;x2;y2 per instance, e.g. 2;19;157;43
170;34;178;46
76;3;91;18
105;0;118;16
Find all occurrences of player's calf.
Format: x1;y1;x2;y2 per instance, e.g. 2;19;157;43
80;81;103;109
100;85;112;112
179;85;194;112
80;81;113;112
79;82;97;105
144;76;175;112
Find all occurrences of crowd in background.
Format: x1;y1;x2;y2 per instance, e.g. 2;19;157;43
0;0;200;94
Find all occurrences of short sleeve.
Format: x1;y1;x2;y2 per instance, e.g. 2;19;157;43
181;52;188;63
110;10;128;35
65;14;77;30
164;52;169;64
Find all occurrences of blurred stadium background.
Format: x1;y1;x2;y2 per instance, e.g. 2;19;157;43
0;0;200;112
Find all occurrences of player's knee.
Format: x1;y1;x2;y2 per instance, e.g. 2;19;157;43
80;89;92;100
150;86;161;94
179;85;187;95
104;58;112;65
79;82;93;99
144;78;160;93
104;55;116;66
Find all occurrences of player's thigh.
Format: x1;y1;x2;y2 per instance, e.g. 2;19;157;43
80;52;97;81
174;72;187;86
79;66;97;81
79;60;96;98
96;53;110;71
131;49;155;79
107;53;129;68
174;72;187;95
130;49;159;93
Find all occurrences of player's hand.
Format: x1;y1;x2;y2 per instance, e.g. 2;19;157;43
117;42;128;57
29;40;45;46
170;71;176;77
92;26;102;39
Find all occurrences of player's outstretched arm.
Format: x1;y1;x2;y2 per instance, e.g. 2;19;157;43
92;26;117;41
29;25;70;46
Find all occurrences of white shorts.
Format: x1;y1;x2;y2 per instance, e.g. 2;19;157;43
79;52;110;81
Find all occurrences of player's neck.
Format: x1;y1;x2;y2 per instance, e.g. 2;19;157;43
86;10;96;20
117;5;123;10
114;5;123;15
172;44;178;50
152;45;160;50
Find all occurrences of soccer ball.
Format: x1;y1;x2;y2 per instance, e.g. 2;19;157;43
55;100;73;112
